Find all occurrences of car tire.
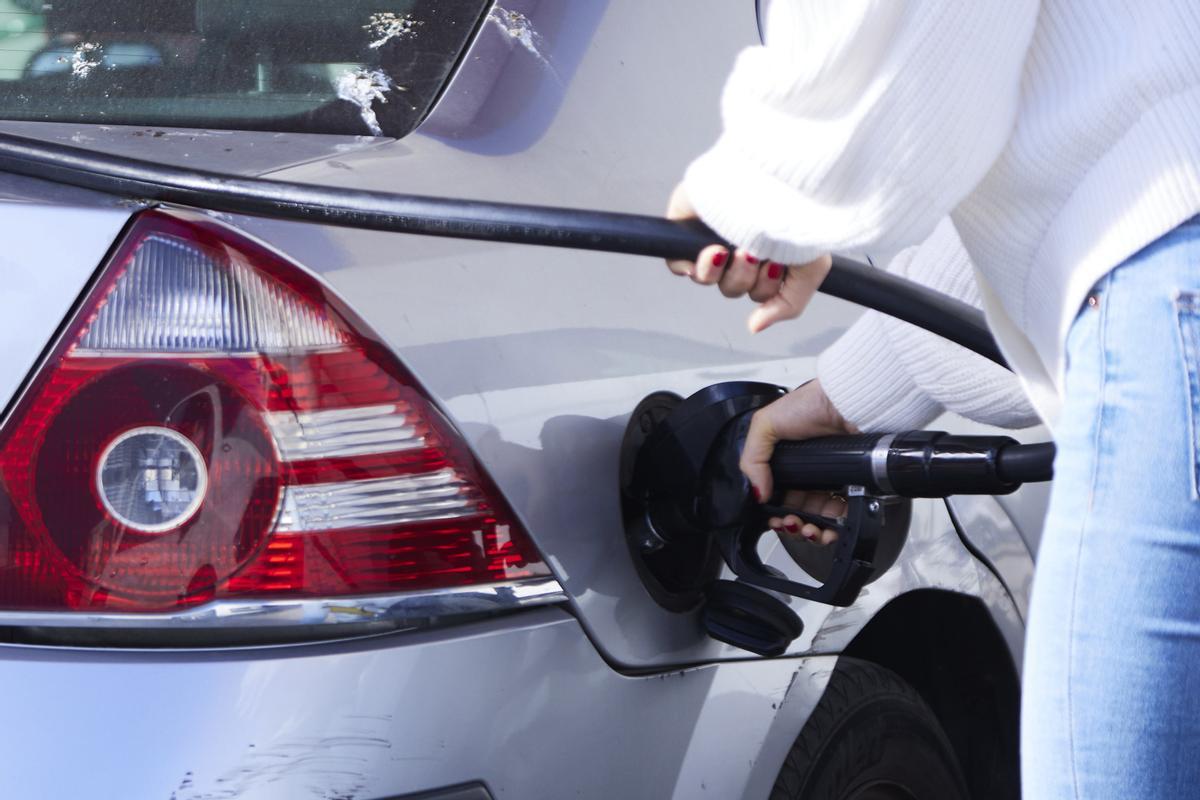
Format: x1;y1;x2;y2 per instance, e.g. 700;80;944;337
770;658;970;800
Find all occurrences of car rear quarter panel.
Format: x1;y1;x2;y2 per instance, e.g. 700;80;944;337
217;0;1026;667
0;609;839;800
0;176;130;411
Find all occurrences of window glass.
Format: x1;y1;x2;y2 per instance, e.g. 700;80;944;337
0;0;488;137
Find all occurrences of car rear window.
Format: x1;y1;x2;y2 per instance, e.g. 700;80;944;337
0;0;489;138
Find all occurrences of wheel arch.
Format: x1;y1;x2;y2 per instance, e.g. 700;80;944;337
841;588;1020;800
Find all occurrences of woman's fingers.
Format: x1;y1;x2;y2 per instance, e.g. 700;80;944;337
665;183;702;276
806;493;847;544
662;185;748;282
668;246;763;286
666;256;694;276
767;490;846;546
774;514;841;545
690;244;730;284
747;254;833;333
739;408;780;503
769;512;840;545
748;259;784;302
662;187;829;331
717;249;763;297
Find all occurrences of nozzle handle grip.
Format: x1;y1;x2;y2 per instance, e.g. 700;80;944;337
767;434;886;495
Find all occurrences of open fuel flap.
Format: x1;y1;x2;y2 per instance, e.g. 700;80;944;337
620;381;912;657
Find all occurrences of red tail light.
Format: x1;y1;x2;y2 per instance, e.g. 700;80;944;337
0;210;552;618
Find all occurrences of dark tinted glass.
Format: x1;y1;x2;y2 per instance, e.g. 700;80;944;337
0;0;488;137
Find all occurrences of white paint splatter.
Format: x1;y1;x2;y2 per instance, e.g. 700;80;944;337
332;135;383;153
335;68;394;137
364;12;423;49
488;7;554;70
71;42;103;78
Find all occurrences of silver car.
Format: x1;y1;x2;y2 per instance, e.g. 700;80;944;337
0;2;1043;798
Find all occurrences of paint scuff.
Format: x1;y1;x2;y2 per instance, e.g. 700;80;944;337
335;68;394;137
70;42;103;78
171;716;395;800
364;12;423;49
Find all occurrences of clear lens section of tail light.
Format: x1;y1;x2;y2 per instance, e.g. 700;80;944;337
0;210;551;615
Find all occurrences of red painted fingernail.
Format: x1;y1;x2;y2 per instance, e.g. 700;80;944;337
784;522;799;533
751;486;761;502
767;262;783;280
745;254;759;265
712;249;728;268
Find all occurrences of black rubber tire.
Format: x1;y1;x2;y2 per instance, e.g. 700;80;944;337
770;658;970;800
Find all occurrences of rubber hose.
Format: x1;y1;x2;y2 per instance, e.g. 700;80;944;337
0;131;1007;368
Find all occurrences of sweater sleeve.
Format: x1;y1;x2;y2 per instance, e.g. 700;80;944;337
818;219;1039;432
683;0;1039;265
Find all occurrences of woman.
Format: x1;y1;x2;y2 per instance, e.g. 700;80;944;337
666;2;1200;797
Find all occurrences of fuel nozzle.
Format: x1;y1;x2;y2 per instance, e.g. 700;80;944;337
766;429;1055;499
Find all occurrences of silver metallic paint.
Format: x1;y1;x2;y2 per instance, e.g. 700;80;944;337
946;494;1036;621
0;176;130;414
0;609;836;799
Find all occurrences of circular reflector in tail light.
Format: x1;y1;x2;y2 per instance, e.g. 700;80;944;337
32;361;282;606
97;425;208;533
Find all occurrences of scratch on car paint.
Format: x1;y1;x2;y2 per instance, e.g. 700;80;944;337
170;716;395;800
317;736;391;749
69;42;103;78
343;714;392;722
364;12;423;49
335;68;397;137
809;618;856;649
488;6;558;78
782;670;800;702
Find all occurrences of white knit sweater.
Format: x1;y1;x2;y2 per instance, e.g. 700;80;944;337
817;220;1039;431
684;0;1200;430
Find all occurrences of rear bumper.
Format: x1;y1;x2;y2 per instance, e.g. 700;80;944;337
0;607;833;800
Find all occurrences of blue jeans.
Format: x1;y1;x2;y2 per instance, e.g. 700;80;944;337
1022;217;1200;798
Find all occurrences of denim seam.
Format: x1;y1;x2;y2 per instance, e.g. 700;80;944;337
1173;291;1200;499
1066;295;1110;800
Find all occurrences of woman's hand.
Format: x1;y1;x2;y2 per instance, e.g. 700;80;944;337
740;379;859;545
665;184;832;333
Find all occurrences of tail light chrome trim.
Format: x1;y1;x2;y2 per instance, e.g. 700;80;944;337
0;576;566;630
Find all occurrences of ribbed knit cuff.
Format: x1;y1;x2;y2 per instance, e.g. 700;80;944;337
682;142;827;266
818;312;943;433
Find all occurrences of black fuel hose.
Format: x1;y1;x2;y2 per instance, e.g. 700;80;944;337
0;132;1057;489
0;131;1007;368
